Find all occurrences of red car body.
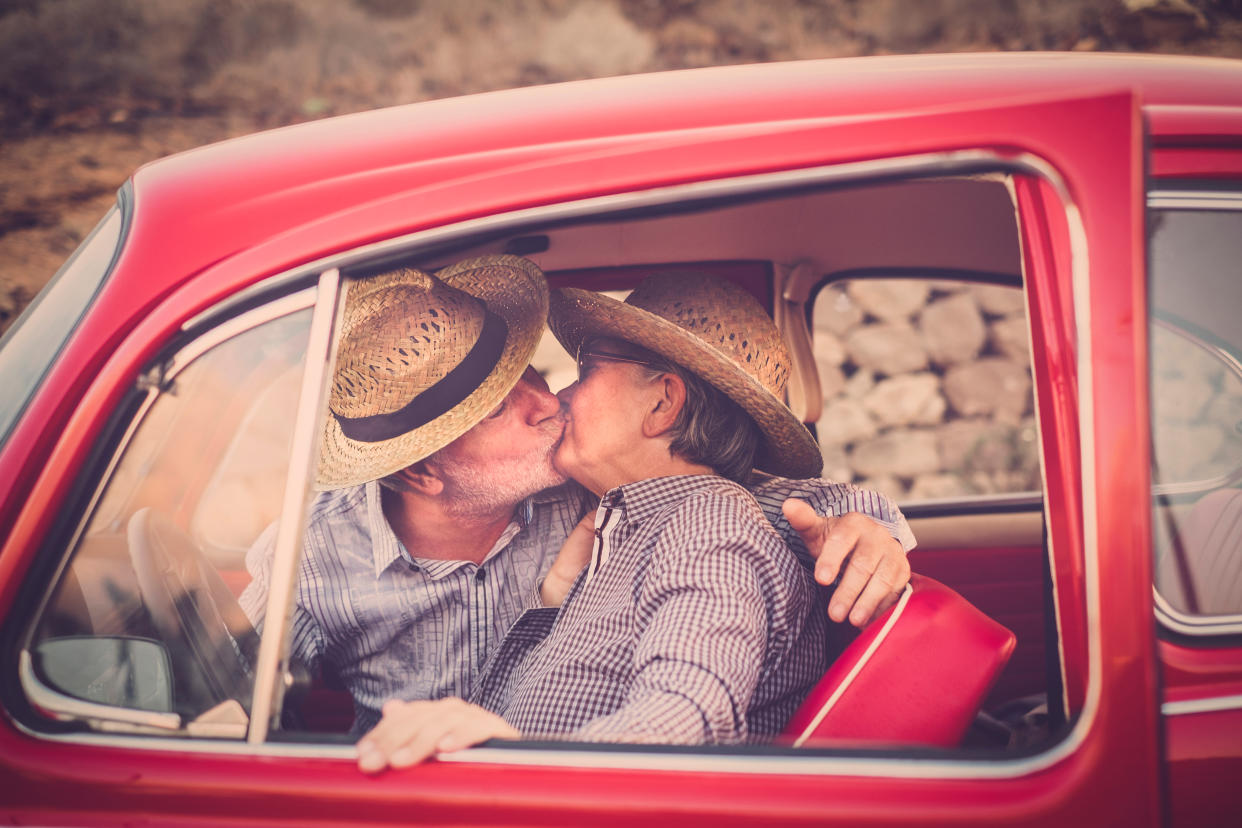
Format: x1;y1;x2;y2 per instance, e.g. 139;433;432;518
1;52;1241;825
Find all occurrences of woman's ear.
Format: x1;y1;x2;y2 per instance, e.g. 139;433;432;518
389;461;445;497
642;373;686;438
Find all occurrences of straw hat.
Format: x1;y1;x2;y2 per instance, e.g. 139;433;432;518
548;272;822;479
316;255;547;489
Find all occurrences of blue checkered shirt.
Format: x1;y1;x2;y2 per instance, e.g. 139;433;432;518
241;475;913;735
470;474;830;743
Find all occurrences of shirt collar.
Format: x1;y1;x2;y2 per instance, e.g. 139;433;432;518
366;480;530;579
601;474;723;526
365;480;407;578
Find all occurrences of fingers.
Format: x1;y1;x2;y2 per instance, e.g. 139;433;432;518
838;546;909;627
781;498;822;536
824;513;910;626
784;499;844;582
542;513;596;606
435;707;519;752
355;698;518;774
356;699;443;772
786;503;909;625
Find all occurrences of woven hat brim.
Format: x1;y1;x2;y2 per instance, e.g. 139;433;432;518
316;256;548;489
549;288;822;479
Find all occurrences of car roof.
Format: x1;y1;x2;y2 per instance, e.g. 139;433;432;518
106;52;1242;324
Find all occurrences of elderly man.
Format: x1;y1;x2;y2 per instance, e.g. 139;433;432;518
355;271;901;769
243;256;914;736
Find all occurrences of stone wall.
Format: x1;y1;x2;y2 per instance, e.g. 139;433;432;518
812;279;1041;501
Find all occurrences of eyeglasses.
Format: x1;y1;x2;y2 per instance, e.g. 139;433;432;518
575;343;665;382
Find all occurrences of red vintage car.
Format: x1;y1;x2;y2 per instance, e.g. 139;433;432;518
2;52;1240;825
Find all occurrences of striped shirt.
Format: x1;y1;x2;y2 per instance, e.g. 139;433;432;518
241;475;913;735
471;475;828;743
240;480;592;734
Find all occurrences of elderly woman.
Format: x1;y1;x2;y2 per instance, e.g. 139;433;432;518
357;272;830;769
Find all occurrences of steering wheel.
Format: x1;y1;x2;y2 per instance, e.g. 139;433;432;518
127;507;259;718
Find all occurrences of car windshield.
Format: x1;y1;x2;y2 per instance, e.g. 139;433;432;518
0;204;124;445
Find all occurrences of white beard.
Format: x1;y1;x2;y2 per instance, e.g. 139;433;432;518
432;444;566;519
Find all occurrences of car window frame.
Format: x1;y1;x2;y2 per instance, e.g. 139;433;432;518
15;281;325;738
11;149;1100;786
805;265;1041;512
1148;185;1242;637
251;150;1098;779
0;186;130;446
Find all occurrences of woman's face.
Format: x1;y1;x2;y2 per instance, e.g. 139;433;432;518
553;339;665;496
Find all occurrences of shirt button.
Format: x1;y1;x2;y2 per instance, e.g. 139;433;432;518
475;569;487;582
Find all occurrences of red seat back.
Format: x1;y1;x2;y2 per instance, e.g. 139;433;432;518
784;574;1016;748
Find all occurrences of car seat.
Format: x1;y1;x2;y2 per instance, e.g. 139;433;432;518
784;573;1016;748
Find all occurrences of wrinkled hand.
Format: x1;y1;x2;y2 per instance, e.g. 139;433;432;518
356;698;519;774
782;499;910;627
540;511;596;607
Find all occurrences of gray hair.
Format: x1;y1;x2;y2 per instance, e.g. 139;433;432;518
637;353;761;483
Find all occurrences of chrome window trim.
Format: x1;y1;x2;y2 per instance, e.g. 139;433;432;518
1148;191;1242;210
1162;693;1242;717
0;721;1065;778
1147;189;1242;635
18;650;182;733
248;270;343;743
1154;591;1242;636
168;290;318;375
19;150;1102;784
17;287;318;730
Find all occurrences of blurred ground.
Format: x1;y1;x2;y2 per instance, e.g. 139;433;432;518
2;0;1240;333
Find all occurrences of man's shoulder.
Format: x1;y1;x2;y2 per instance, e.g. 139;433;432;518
745;473;916;553
745;472;856;500
307;483;370;525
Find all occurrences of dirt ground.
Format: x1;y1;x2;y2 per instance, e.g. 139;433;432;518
2;0;1240;334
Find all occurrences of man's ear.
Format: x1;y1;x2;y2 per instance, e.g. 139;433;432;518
389;460;445;497
642;373;686;438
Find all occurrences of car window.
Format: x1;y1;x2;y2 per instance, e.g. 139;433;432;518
24;297;313;737
1149;197;1242;623
15;170;1060;759
0;205;124;445
809;278;1040;505
260;170;1059;756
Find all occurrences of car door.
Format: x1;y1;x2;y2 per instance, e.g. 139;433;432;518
1146;109;1242;827
1;84;1158;825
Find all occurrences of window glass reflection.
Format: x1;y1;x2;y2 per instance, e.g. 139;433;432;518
31;305;311;731
1150;206;1242;618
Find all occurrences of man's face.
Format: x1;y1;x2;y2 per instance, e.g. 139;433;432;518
428;366;568;514
554;339;661;496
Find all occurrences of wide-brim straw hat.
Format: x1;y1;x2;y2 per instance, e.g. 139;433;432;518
316;255;547;489
548;272;822;479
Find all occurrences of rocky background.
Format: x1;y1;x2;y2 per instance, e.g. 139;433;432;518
812;280;1038;500
1;0;1239;496
3;0;1241;337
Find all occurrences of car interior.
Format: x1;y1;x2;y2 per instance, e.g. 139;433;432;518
23;165;1107;758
